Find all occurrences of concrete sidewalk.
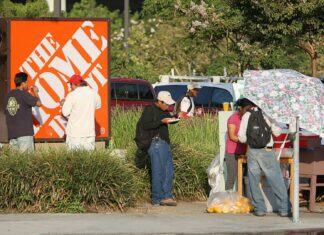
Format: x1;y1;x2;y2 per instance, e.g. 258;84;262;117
0;202;324;235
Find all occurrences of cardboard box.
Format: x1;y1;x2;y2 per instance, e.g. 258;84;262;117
299;147;324;175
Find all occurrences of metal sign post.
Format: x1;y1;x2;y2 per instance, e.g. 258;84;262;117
54;0;62;17
293;116;300;223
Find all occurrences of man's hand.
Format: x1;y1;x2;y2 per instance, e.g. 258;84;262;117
161;118;170;124
60;99;65;106
31;85;39;94
178;111;189;119
31;85;42;107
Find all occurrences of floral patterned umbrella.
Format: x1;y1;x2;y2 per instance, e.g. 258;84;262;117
243;69;324;137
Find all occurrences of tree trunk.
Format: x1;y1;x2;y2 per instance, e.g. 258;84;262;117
311;56;317;78
297;41;317;77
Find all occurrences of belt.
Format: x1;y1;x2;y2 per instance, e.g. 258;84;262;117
152;136;160;141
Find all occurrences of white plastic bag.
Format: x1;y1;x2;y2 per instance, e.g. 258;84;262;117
206;154;223;194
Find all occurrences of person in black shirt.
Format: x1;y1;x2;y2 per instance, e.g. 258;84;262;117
5;72;41;152
141;91;179;206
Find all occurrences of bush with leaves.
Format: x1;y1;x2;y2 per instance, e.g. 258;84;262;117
0;147;144;212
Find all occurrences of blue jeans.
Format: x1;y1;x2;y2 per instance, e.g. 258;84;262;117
9;136;34;152
247;148;291;214
148;137;174;204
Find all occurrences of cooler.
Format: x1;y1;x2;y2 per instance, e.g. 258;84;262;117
273;129;291;149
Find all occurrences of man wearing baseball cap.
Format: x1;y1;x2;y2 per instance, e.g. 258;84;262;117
62;74;101;150
139;91;178;206
175;83;201;118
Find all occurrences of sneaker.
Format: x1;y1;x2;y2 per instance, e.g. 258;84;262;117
278;211;291;217
253;211;266;217
160;198;177;206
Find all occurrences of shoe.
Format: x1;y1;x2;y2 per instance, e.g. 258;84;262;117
160;198;177;206
151;203;160;207
278;211;291;217
253;211;266;217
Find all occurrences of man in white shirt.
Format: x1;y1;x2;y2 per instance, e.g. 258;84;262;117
177;83;201;118
62;74;101;150
238;105;291;217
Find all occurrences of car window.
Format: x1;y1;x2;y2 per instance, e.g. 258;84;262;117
154;85;187;101
115;83;138;99
139;84;154;100
210;88;233;108
194;87;214;107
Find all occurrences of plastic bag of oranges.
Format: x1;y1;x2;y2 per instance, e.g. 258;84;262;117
207;191;253;214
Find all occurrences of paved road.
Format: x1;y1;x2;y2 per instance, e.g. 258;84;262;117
0;202;324;235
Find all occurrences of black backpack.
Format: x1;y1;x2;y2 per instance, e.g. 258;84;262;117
246;109;272;148
134;105;157;151
174;95;193;114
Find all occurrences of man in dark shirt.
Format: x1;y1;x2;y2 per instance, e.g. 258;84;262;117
5;72;41;152
141;91;178;206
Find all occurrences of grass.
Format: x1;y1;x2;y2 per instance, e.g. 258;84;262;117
111;106;219;155
0;107;220;212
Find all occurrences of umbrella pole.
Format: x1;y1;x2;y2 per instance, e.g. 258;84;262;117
293;116;300;223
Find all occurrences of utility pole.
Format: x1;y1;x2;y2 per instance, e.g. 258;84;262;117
54;0;62;17
124;0;129;49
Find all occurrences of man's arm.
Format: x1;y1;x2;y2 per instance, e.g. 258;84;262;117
62;94;73;118
25;86;41;107
142;106;165;130
95;92;101;110
31;86;42;107
264;114;281;137
238;112;250;143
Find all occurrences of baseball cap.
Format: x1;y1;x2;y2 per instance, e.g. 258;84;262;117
157;91;175;105
68;74;83;85
187;83;201;91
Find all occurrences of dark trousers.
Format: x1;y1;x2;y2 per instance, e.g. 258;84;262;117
225;153;238;190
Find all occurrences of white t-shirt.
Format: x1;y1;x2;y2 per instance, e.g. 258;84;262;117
180;96;195;117
62;86;101;138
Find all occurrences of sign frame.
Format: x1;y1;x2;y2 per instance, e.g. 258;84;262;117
2;17;111;143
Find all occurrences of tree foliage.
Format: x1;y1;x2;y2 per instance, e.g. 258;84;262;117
228;0;324;76
0;0;49;17
68;0;122;32
0;0;322;78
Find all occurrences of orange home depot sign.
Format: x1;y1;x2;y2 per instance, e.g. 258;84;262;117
9;19;110;141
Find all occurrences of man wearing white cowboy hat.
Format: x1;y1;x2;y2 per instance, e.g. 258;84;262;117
140;91;179;206
175;83;201;118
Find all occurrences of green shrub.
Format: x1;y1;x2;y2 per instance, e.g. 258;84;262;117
172;143;213;200
0;147;144;212
0;109;219;212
